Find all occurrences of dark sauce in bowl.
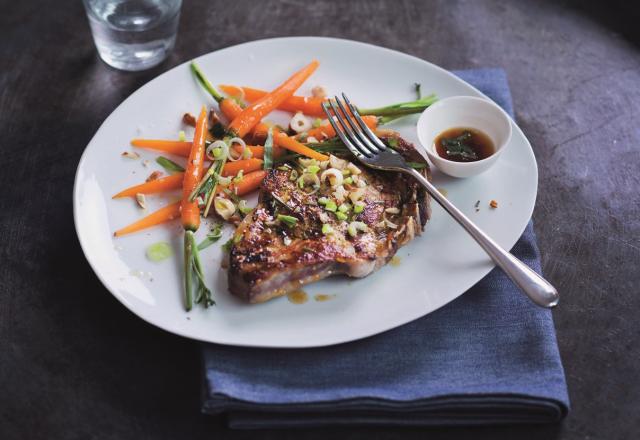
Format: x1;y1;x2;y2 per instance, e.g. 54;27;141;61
435;127;495;162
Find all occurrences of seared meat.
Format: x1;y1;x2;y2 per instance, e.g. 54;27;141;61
228;134;431;303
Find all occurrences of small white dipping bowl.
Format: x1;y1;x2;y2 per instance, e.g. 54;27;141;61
416;96;512;178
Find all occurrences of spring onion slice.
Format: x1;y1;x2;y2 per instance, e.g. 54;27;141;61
197;223;224;251
146;242;173;262
263;127;274;170
277;214;298;227
406;161;428;169
206;140;228;161
156;156;185;173
227;137;247;162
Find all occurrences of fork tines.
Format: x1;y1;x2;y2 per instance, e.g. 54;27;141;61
321;94;387;158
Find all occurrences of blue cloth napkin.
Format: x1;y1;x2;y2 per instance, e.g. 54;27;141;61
201;68;569;429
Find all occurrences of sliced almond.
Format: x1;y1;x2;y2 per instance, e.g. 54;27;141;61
122;151;140;160
135;193;147;210
146;171;163;182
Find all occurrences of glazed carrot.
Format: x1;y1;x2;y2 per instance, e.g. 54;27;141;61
190;62;243;121
230;170;267;196
113;173;185;198
181;107;212;310
131;139;192;157
181;107;208;231
232;144;264;159
274;132;329;161
220;99;242;121
227;60;320;138
221;158;264;177
113;201;181;237
252;122;277;143
252;123;323;160
220;85;326;117
306;115;379;140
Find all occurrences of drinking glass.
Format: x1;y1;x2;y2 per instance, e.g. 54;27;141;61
83;0;182;71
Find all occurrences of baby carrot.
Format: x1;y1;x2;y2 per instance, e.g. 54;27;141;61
181;106;213;310
306;115;379;140
221;158;264;177
232;144;264;159
182;107;208;231
274;132;329;161
220;85;326;117
113;173;185;198
113;201;181;237
131;139;192;157
251;123;323;160
227;60;319;138
190;62;243;121
230;170;267;196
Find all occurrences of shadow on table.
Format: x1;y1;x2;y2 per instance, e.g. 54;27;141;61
564;0;640;45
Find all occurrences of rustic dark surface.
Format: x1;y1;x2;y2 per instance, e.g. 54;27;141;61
1;0;639;439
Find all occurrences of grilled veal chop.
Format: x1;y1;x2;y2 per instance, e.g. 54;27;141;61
228;134;431;303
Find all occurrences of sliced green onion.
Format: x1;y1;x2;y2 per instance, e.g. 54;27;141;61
214;197;236;220
197;223;224;251
318;196;329;205
178;130;186;141
338;203;351;213
335;211;348;221
306;165;320;174
233;169;244;183
263;127;274;170
296;172;321;194
312;118;323;128
146;242;173;262
343;177;353;185
347;221;368;237
238;199;253;215
156;156;185;173
322;224;333;235
407;161;428;169
277;214;298;227
324;200;337;212
354;201;365;214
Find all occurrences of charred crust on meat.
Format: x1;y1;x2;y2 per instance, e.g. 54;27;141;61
227;133;432;303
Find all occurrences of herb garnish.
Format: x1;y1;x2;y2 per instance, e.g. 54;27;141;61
440;131;478;160
277;214;298;227
156;156;185;173
197;223;224;251
263;127;274;170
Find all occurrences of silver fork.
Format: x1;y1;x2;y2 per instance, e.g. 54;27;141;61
322;94;559;308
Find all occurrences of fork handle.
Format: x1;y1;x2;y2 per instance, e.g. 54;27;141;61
407;168;559;308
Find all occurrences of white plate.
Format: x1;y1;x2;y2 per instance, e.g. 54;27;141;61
74;37;537;348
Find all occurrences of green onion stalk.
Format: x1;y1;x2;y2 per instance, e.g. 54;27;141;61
189;154;228;217
184;230;214;311
359;93;438;124
190;62;225;104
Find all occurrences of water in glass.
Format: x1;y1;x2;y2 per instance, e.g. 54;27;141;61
83;0;181;71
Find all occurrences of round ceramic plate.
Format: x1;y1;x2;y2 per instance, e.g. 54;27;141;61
74;37;537;348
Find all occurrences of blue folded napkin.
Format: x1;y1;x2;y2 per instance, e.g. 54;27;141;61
201;68;569;429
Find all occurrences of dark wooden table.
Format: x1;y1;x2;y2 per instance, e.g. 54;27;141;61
2;0;639;438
